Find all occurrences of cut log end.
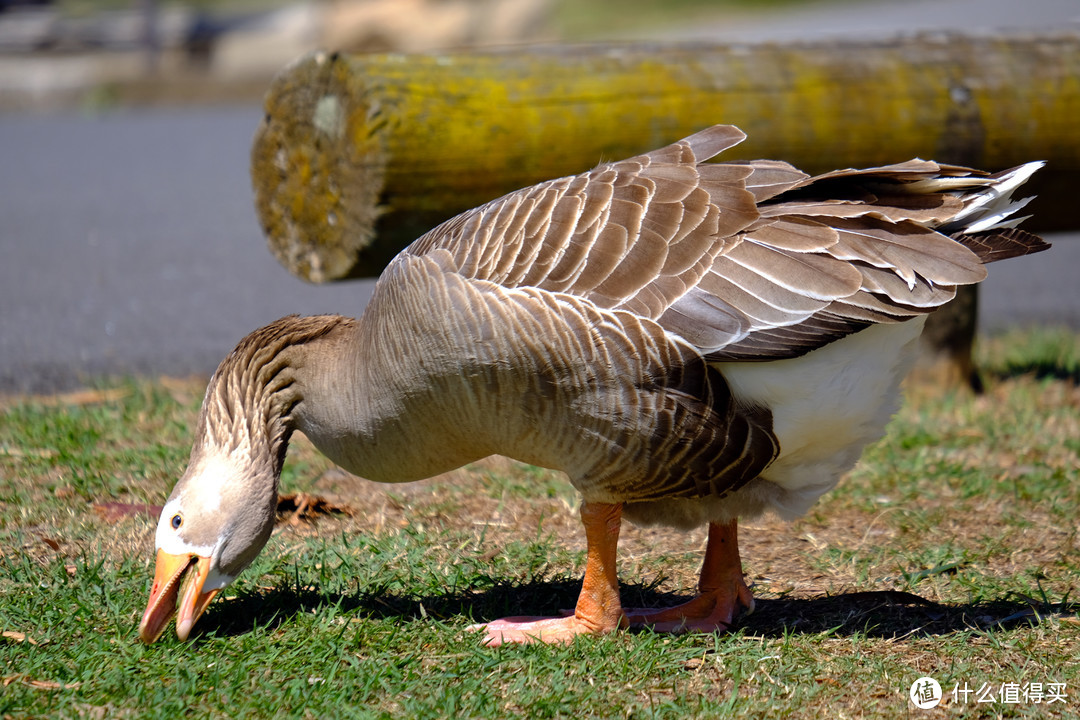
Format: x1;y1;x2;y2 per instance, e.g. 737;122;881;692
251;51;390;283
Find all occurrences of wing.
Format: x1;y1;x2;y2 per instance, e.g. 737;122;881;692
403;125;1044;362
668;160;1047;360
404;125;798;317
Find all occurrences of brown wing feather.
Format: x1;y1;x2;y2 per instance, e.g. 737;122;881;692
403;124;1047;363
406;125;760;316
953;227;1051;263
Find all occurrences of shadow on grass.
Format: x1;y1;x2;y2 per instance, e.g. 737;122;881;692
984;360;1080;385
740;591;1078;638
196;577;1079;642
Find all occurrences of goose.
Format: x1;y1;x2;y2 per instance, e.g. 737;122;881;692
138;124;1048;646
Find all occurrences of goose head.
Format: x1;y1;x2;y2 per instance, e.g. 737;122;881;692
138;450;279;643
138;315;348;643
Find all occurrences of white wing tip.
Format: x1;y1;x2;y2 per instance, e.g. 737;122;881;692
950;161;1044;234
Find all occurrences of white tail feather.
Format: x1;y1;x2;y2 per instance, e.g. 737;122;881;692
944;161;1044;234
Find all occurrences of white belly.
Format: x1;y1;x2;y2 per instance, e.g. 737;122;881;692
714;317;926;519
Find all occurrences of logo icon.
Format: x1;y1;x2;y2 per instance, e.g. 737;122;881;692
910;677;943;709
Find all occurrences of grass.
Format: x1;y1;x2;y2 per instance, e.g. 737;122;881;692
1;329;1078;718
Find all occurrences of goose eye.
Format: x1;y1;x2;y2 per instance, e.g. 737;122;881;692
170;514;183;530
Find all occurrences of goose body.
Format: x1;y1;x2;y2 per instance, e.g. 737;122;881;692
139;125;1049;645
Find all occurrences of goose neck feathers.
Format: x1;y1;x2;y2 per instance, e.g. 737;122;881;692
195;314;354;475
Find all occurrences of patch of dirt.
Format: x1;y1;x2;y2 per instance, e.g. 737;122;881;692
275;492;352;526
92;502;163;523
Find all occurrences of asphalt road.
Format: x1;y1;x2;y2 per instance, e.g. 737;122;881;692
0;106;376;392
1;105;1076;394
658;0;1080;42
2;0;1078;393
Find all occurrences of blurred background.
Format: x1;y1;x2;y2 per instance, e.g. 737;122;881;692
1;0;1078;392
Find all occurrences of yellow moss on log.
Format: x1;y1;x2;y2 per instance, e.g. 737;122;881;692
251;33;1080;282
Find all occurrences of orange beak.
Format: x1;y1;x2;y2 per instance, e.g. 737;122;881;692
138;549;220;643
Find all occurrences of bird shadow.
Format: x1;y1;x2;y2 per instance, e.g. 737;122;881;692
984;359;1080;386
195;576;1077;642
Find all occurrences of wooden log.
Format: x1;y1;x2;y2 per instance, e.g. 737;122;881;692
912;286;983;393
251;32;1080;282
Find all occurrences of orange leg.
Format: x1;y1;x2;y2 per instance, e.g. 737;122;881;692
624;519;754;633
470;501;628;646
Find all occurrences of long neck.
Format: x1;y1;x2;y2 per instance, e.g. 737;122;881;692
288;265;522;484
197;315;355;484
197;309;464;488
172;316;355;580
